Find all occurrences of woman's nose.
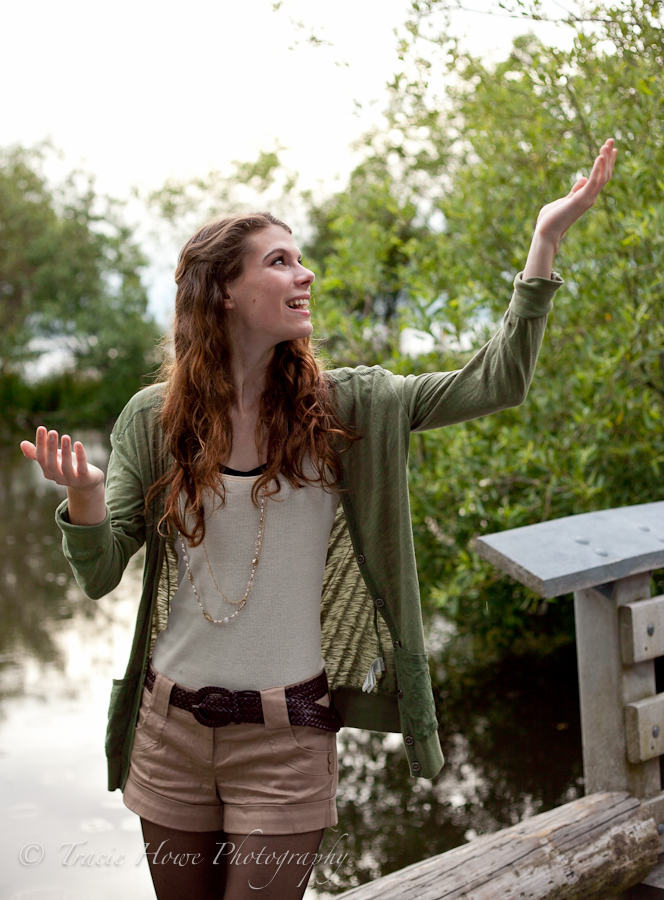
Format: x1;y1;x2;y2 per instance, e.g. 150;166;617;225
297;263;315;285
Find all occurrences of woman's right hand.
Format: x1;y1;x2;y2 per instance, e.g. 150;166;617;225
20;427;105;491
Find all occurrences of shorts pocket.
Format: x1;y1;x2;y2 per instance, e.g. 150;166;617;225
131;687;168;751
267;725;337;777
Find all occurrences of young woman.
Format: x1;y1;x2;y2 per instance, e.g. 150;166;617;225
20;138;616;900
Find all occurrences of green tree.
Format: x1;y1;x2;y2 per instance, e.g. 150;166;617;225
305;0;664;661
143;146;298;242
0;144;161;435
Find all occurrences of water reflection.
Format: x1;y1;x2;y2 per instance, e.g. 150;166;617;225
317;644;582;893
0;440;108;704
0;440;158;900
0;444;583;899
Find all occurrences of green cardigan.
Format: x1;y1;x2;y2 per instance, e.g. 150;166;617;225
55;271;562;790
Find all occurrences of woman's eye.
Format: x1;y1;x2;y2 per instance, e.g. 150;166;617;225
272;256;284;265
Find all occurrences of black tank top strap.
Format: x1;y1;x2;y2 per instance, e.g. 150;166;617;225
220;464;266;477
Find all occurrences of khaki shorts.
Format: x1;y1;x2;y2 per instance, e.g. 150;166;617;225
122;665;338;834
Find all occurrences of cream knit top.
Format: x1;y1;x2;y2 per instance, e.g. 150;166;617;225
151;470;339;691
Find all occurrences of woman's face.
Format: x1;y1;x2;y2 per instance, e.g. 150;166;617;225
224;225;315;350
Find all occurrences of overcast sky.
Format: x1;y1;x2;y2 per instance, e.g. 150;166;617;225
2;0;576;322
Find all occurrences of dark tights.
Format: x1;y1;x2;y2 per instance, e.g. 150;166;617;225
141;818;325;900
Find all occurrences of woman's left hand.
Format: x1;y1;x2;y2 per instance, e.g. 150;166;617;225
535;138;617;252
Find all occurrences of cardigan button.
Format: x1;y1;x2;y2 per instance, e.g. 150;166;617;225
397;690;404;699
375;598;384;608
412;761;421;774
356;554;366;565
405;734;414;746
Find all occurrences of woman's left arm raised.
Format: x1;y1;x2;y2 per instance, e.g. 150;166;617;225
395;139;617;432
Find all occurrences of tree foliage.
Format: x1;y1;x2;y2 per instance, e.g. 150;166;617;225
143;146;299;242
0;145;160;435
303;0;664;661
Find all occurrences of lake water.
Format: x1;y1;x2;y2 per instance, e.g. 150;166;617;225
0;439;583;899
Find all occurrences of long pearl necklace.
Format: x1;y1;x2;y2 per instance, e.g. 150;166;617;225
177;486;268;625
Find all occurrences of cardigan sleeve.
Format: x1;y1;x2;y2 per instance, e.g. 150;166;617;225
392;271;564;432
54;405;148;601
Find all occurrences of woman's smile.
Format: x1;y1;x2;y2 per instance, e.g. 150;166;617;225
286;295;311;315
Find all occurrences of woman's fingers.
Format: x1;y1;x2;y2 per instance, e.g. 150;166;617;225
73;441;89;480
585;152;607;195
26;428;72;483
25;426;58;482
19;440;37;460
569;176;589;196
34;426;47;467
608;144;618;179
593;139;616;190
573;139;616;209
44;430;61;479
21;426;101;489
585;141;610;185
60;435;75;481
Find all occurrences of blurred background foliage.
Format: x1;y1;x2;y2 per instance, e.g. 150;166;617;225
0;144;161;437
3;0;663;664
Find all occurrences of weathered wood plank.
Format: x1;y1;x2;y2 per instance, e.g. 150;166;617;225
336;791;659;900
474;502;664;599
626;695;664;764
620;597;664;665
574;574;659;797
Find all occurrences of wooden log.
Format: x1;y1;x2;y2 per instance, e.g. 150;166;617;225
336;792;659;900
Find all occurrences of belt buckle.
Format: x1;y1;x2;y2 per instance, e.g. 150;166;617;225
191;686;236;727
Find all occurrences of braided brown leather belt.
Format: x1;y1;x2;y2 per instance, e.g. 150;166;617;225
144;665;343;732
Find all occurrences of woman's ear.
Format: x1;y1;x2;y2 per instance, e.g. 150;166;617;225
223;291;235;311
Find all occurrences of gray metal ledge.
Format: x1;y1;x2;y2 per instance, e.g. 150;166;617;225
474;502;664;598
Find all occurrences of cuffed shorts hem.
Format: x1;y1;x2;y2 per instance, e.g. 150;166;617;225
124;775;338;834
123;774;224;833
224;797;338;835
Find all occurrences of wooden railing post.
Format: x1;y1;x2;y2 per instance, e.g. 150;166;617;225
574;572;659;798
474;501;664;897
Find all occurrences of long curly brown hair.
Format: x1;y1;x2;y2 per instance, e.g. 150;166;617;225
146;212;359;545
